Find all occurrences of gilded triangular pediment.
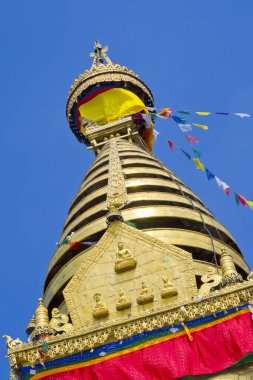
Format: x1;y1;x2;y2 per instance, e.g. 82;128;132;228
63;221;198;330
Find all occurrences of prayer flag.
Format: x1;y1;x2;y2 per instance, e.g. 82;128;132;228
147;107;156;112
235;193;248;206
181;149;191;160
168;140;175;151
216;112;229;115
172;115;187;124
234;113;251;118
185;135;199;144
193;158;205;171
246;200;253;209
192;149;201;158
215;177;231;196
235;193;240;206
206;168;215;181
178;124;192;133
178;110;190;115
69;241;82;251
195;112;211;116
192;123;208;130
142;114;151;128
153;129;159;140
124;221;137;228
157;108;173;118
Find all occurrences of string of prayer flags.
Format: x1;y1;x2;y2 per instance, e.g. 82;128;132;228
195;112;211;116
235;193;247;206
177;124;192;133
181;149;191;160
185;135;199;144
215;177;231;196
206;168;215;181
193;158;205;171
192;123;208;130
168;140;175;151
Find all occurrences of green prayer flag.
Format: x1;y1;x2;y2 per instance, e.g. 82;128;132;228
124;221;137;228
234;193;240;206
180;149;191;160
192;149;201;158
178;110;190;115
41;340;49;353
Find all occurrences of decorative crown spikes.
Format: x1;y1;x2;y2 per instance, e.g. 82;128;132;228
89;41;112;68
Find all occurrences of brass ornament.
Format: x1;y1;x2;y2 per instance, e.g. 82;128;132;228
114;242;137;273
137;282;154;305
49;308;74;334
31;298;54;339
107;140;128;211
92;293;109;319
116;289;132;311
199;267;222;296
3;335;23;350
220;248;243;287
160;277;178;299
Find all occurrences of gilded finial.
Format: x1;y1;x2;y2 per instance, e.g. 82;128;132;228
89;41;112;68
26;315;35;336
31;298;53;339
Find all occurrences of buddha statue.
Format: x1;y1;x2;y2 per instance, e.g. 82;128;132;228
160;277;178;299
92;293;109;319
114;242;137;273
137;282;154;305
116;289;132;311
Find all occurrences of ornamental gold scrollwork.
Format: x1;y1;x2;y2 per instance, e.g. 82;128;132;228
198;267;222;296
107;140;128;211
3;336;23;350
49;308;74;334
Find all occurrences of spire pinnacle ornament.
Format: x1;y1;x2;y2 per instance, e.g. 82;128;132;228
89;41;112;68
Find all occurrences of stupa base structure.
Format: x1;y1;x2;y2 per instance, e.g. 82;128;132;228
5;222;253;380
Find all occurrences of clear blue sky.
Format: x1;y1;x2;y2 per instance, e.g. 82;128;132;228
1;1;253;376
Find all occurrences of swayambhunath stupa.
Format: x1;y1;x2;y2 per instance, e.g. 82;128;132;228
4;41;253;380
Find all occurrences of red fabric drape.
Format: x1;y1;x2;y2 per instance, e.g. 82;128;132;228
39;311;253;380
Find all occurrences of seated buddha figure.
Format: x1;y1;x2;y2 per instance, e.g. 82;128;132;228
92;293;109;319
114;242;137;273
116;289;132;311
160;277;178;299
137;282;154;305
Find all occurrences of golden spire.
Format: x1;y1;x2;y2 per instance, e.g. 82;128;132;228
31;298;53;339
89;41;112;68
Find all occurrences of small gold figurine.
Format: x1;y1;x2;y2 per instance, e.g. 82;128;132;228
92;293;109;318
199;267;222;296
116;289;132;311
160;277;178;299
115;242;137;273
49;308;74;334
137;282;154;305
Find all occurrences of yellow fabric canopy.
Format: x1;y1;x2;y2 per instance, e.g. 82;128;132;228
78;88;148;125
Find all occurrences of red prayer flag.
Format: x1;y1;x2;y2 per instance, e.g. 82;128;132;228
167;140;175;151
235;193;248;206
69;241;82;250
185;135;199;144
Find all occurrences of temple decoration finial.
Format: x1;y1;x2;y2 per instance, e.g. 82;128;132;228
220;248;243;287
89;41;112;68
31;298;53;339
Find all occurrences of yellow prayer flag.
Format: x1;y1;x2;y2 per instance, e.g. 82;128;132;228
193;158;205;171
195;112;211;116
192;123;209;130
78;88;148;126
246;200;253;210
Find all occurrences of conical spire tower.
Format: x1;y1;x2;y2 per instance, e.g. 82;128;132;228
6;43;253;380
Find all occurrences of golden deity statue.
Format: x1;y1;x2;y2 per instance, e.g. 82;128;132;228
116;289;132;311
92;293;109;318
137;282;154;305
114;242;137;273
160;277;178;299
